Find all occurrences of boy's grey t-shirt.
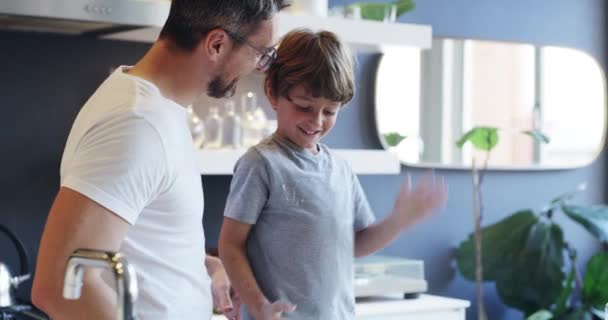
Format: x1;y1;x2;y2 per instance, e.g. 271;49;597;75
224;134;375;320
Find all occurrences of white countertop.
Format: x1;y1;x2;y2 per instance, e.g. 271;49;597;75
211;294;470;319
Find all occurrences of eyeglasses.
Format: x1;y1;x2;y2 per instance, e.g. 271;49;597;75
222;29;277;72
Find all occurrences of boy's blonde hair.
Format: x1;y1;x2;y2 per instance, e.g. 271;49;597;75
265;29;355;105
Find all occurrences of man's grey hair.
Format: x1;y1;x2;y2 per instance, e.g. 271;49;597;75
160;0;291;50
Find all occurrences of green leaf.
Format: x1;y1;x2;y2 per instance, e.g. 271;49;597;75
523;130;551;144
394;0;416;17
582;252;608;308
456;210;538;281
348;0;415;22
562;205;608;242
383;132;407;147
456;127;499;151
590;308;605;319
349;3;389;21
527;310;553;320
525;221;564;265
495;222;565;314
549;192;576;208
554;266;575;317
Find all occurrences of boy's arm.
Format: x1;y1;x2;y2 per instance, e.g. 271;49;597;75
355;215;407;257
354;172;447;257
219;218;269;311
219;217;295;319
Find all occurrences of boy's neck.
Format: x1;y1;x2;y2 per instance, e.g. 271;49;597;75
272;132;320;155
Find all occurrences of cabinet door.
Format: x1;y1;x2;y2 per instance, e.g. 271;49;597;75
357;309;465;320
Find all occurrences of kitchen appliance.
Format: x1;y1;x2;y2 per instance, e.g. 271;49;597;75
354;255;427;299
0;224;42;319
0;224;30;308
0;0;170;36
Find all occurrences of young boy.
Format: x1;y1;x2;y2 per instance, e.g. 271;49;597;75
219;29;447;320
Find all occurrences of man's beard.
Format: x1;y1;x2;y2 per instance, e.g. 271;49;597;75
207;76;238;98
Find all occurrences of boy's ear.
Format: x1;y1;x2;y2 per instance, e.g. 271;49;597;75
265;80;279;110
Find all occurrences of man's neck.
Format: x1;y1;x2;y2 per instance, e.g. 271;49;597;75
127;40;209;107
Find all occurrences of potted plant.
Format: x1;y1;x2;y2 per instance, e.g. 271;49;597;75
455;126;549;320
345;0;416;21
455;126;608;319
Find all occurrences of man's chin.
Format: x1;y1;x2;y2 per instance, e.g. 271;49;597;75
222;86;237;98
207;87;234;99
207;78;239;99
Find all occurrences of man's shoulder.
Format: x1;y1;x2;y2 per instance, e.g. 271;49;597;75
89;66;181;122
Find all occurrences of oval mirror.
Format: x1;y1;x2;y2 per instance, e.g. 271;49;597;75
375;38;606;169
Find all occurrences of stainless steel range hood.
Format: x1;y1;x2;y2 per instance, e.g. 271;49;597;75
0;0;170;37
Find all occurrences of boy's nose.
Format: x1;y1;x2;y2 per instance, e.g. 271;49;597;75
311;112;323;126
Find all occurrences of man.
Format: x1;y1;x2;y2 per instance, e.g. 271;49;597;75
31;1;290;319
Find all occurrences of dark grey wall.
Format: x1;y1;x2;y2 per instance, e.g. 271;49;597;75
0;1;605;319
0;32;151;302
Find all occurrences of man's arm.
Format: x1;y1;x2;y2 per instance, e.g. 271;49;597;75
32;187;130;320
205;254;243;319
205;255;222;274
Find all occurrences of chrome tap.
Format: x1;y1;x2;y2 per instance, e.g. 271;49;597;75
63;249;138;320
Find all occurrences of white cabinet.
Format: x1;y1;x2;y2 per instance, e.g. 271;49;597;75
211;294;469;320
356;294;470;320
359;311;465;320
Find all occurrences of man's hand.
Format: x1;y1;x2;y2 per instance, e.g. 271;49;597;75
250;301;296;320
208;257;242;320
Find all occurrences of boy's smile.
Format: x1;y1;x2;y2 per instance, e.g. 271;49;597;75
298;127;321;136
269;85;342;154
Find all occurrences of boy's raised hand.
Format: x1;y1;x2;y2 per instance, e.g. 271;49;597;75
390;171;447;229
252;301;296;320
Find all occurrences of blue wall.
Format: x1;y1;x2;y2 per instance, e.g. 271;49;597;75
0;1;605;319
323;0;606;319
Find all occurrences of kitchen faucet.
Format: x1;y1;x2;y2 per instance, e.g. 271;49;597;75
63;249;138;320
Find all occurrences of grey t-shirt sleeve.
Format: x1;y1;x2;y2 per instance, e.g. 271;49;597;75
352;171;376;231
224;149;270;224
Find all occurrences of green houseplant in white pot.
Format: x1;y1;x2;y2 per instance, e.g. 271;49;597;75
454;126;608;319
454;126;549;320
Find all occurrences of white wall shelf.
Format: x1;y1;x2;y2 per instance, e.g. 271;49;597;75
197;149;401;175
103;12;431;51
276;13;431;51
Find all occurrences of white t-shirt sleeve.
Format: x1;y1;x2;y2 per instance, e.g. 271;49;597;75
61;115;169;225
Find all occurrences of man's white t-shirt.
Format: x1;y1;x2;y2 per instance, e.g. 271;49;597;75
60;66;212;319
